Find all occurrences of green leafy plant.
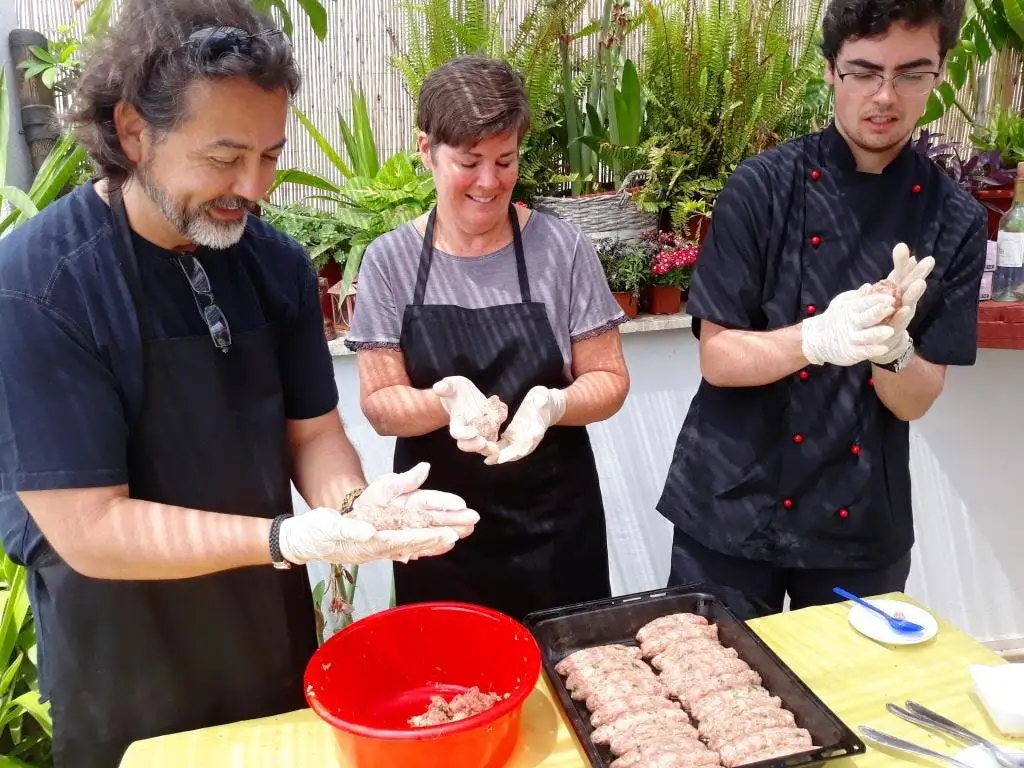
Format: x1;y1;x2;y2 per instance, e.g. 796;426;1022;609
971;106;1024;168
0;550;53;768
594;237;649;294
576;59;648;191
250;0;328;40
273;152;436;294
17;0;113;95
387;0;577;201
920;0;1024;124
277;81;381;190
556;1;649;194
635;0;824;228
261;203;353;271
0;71;90;239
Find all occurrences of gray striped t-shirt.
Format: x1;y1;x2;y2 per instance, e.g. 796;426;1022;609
344;210;627;379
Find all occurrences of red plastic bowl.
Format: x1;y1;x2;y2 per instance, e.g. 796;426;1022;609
304;601;541;768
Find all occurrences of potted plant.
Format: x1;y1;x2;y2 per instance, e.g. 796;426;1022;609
640;231;699;314
633;0;825;233
970;108;1024;235
595;236;650;318
914;126;1019;239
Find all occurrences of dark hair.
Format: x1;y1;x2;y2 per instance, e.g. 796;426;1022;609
66;0;300;190
417;56;531;149
820;0;966;62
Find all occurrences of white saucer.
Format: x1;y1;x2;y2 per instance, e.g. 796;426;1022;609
847;598;938;646
954;745;1024;767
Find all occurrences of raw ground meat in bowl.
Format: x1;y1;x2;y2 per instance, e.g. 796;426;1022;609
305;601;540;768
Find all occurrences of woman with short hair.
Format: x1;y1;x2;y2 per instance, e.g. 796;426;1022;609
346;56;631;619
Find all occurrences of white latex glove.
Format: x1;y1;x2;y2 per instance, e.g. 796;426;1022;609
484;386;567;466
432;376;505;457
870;242;936;365
801;286;897;367
278;463;479;565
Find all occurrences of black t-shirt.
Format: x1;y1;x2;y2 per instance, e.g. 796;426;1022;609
0;182;339;565
658;124;987;569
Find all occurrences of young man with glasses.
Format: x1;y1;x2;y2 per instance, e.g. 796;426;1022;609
0;1;479;765
657;0;987;619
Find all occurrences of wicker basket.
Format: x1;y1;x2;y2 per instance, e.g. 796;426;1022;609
534;170;658;241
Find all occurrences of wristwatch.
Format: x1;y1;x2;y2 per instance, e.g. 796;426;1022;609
876;338;915;373
269;513;293;570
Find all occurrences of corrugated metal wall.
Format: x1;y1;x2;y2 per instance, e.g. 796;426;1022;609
14;0;1021;207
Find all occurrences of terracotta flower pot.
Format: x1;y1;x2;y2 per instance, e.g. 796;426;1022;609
648;285;682;314
613;291;639;319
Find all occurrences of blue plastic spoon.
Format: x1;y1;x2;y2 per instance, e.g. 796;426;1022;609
833;586;925;635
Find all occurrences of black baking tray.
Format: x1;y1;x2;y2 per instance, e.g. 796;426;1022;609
522;585;866;768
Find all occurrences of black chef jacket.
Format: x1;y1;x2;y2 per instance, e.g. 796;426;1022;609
657;123;987;570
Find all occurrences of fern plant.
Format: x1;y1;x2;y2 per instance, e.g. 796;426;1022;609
636;0;824;228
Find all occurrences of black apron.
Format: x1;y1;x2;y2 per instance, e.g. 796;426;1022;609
391;206;611;621
27;192;316;768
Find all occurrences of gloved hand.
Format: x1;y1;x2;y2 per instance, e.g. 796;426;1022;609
801;286;897;366
279;463;479;565
432;376;506;457
484;386;567;466
869;242;936;365
350;462;479;539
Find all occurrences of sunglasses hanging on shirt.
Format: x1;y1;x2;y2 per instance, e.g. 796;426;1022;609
174;254;233;354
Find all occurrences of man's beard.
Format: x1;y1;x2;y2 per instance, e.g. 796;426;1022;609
137;162;254;250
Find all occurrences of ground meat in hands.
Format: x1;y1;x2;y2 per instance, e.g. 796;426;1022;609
868;278;903;322
467;395;508;442
407;687;505;727
345;504;434;530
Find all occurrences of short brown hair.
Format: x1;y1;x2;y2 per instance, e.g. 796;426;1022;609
66;0;300;191
417;56;531;149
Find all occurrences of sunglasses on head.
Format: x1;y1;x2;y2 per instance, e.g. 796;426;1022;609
184;25;286;63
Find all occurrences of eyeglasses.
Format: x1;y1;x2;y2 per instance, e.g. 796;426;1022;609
174;254;232;354
184;25;286;63
835;69;940;97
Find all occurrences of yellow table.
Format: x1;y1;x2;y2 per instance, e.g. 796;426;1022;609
120;593;1023;767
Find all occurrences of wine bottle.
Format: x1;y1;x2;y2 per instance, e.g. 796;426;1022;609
992;161;1024;302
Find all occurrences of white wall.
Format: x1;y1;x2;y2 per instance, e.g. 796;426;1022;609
297;324;1024;647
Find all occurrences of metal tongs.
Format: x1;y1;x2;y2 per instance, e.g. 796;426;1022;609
858;700;1024;768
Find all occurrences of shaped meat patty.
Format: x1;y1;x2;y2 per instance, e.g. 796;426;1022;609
555;644;641;677
699;705;797;749
718;726;813;767
590;695;682;728
689;685;781;722
591;707;694;746
635;613;711;645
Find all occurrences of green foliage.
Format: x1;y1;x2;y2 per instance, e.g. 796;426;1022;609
387;0;579;201
971;106;1024;167
388;0;502;100
0;551;52;768
921;0;1024;124
635;0;824;227
271;152;436;293
0;72;90;239
261;203;352;271
276;82;381;187
594;237;649;294
250;0;329;40
16;0;113;95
